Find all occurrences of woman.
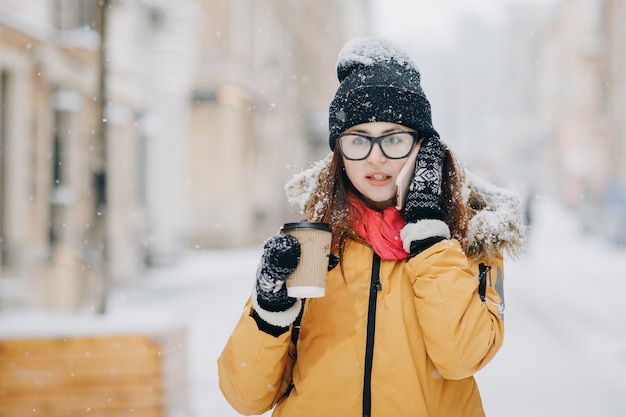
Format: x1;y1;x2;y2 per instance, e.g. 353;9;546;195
218;37;524;417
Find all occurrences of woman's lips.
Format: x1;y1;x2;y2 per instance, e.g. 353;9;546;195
366;172;392;185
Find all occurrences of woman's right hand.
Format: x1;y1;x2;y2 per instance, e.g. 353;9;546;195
255;234;300;313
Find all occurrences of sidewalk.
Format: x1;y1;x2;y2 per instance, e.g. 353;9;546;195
123;198;626;417
476;199;626;416
1;199;624;416
107;247;264;416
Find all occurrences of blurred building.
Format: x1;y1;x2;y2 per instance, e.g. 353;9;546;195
0;0;108;311
188;0;370;248
546;0;626;244
504;0;626;246
0;0;371;311
598;0;626;245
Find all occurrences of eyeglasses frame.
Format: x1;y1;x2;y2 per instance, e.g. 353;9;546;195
337;131;420;161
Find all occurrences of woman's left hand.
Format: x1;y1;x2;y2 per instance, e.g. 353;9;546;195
403;135;446;223
401;136;451;257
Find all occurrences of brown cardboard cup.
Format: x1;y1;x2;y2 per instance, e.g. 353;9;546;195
281;222;332;298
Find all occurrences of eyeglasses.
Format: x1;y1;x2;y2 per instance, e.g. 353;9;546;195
337;131;419;161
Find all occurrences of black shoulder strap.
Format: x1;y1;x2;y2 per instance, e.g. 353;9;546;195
283;299;305;399
291;299;305;346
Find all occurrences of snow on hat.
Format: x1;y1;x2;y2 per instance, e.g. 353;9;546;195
328;37;438;150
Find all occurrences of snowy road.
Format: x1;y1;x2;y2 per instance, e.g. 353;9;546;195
476;200;626;416
5;199;621;416
109;198;625;417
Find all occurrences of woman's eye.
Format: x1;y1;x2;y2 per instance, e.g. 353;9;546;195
384;136;401;145
352;137;368;145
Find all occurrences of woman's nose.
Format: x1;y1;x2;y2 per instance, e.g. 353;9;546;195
367;142;387;163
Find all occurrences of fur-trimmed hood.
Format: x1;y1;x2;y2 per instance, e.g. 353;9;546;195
461;171;525;261
285;153;525;262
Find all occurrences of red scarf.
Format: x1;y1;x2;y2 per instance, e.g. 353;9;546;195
349;196;409;261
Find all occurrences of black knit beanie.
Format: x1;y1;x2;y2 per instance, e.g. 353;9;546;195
328;37;438;150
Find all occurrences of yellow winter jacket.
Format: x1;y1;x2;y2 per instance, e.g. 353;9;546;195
218;237;506;417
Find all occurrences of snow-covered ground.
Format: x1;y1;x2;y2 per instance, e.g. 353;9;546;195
1;198;625;416
476;199;626;416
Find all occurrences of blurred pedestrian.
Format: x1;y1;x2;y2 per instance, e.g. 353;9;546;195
218;37;524;417
603;178;626;247
523;185;535;244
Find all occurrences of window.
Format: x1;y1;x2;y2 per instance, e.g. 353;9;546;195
49;108;70;245
54;0;100;31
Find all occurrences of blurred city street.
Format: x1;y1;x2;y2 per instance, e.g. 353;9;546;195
476;199;626;417
126;197;626;416
118;198;626;417
4;197;622;417
1;1;626;415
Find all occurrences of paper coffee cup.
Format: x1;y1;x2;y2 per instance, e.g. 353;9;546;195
281;222;332;298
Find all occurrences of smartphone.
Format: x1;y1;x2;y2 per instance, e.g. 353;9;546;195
395;144;420;210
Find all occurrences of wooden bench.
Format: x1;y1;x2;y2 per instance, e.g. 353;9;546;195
0;328;187;417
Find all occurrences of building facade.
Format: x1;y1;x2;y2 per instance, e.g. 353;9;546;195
538;0;626;243
187;0;370;247
503;0;626;246
1;0;105;311
0;0;371;311
0;0;204;311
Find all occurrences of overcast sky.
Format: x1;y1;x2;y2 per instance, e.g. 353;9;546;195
371;0;555;45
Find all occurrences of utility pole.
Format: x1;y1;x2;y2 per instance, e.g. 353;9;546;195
94;0;110;314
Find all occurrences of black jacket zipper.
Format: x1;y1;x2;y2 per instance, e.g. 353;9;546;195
363;254;381;417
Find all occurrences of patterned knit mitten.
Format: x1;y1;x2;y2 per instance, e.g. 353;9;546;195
253;234;303;328
401;136;451;257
